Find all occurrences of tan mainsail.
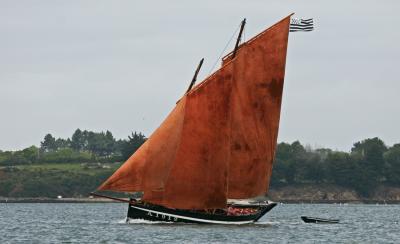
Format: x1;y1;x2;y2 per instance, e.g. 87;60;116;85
98;15;291;209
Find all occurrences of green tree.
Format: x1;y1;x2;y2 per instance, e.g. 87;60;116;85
119;132;146;161
272;141;306;184
41;134;57;152
71;129;85;151
55;138;70;149
21;146;39;164
86;131;116;158
351;137;387;182
326;152;356;187
0;151;12;165
104;131;116;156
384;144;400;185
301;153;325;183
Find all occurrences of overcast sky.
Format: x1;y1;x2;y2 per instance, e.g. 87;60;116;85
1;0;399;151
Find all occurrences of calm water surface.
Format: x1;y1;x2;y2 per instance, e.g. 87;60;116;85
0;203;399;243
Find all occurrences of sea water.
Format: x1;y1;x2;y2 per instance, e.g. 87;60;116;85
0;203;399;243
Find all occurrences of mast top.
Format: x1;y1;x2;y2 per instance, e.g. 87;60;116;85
186;58;204;93
231;18;246;60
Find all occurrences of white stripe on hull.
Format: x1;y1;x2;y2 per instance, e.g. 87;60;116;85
130;205;255;225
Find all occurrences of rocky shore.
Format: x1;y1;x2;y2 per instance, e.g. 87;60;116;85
0;197;123;203
268;184;400;204
2;185;400;204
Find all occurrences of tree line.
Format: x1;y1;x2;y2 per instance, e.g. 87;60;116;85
0;129;146;165
1;132;400;197
271;137;400;196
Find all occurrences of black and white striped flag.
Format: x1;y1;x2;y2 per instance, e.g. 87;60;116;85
290;18;314;32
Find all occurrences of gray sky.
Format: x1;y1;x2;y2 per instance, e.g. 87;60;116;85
1;0;399;151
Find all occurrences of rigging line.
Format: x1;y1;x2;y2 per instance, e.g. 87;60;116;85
208;22;242;75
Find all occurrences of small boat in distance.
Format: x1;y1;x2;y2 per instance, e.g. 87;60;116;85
301;216;340;224
92;13;294;224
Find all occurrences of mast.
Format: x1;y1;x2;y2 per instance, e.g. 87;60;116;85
186;58;204;93
231;18;246;60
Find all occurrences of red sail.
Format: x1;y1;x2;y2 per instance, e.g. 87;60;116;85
153;64;234;209
226;16;290;198
98;15;291;209
98;97;186;192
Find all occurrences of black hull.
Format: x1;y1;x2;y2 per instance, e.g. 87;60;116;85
127;202;277;224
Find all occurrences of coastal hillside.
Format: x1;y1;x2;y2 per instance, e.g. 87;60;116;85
1;130;399;201
0;163;120;198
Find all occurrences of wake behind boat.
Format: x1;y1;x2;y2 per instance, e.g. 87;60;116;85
93;14;295;224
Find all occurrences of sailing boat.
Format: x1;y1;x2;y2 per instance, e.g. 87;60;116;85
93;14;292;224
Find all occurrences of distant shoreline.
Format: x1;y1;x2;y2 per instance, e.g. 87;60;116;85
0;197;123;203
267;184;400;204
2;184;400;204
1;197;399;204
276;199;400;204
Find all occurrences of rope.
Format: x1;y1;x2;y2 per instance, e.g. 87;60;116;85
208;22;242;75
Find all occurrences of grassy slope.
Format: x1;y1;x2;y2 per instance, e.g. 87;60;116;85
15;162;122;175
0;162;123;198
